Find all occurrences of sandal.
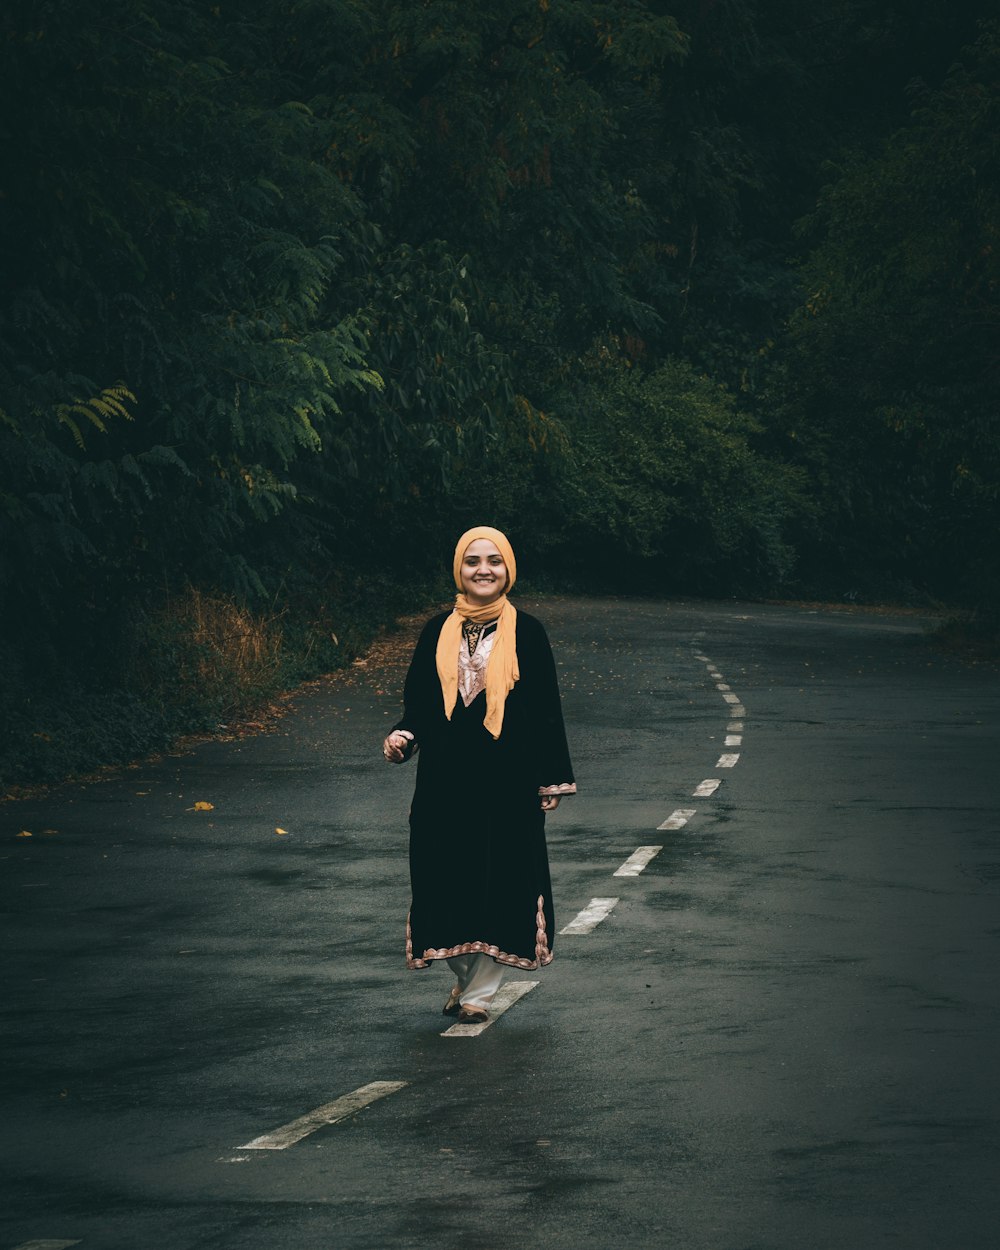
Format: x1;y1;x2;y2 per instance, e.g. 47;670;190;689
442;986;462;1017
456;1006;489;1024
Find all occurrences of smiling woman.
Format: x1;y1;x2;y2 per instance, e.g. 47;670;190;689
382;526;576;1025
460;538;508;606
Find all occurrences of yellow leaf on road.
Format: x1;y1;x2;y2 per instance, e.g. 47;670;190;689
17;830;32;837
275;827;289;835
190;801;214;811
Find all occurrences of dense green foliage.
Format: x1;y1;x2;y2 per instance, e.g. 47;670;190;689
769;20;1000;606
1;0;996;786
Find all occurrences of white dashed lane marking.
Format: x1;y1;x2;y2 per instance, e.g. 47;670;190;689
614;846;662;877
441;980;539;1037
658;808;697;831
689;650;748;788
560;897;620;935
235;1081;408;1151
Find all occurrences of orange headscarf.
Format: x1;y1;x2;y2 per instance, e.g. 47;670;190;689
435;526;519;739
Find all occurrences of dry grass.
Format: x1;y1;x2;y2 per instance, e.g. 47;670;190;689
185;590;282;694
138;588;287;722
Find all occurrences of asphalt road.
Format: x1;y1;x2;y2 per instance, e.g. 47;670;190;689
3;596;999;1250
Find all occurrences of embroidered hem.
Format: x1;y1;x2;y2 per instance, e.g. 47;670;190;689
406;894;554;971
537;781;577;796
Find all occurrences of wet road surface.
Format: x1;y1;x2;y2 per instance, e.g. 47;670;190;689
2;597;999;1249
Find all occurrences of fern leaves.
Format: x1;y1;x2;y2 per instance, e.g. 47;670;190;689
55;383;136;450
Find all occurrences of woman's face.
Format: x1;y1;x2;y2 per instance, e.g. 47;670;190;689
460;539;507;605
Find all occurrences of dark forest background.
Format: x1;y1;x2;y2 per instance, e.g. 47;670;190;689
2;0;997;788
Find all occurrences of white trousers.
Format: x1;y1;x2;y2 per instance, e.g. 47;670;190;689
447;953;505;1010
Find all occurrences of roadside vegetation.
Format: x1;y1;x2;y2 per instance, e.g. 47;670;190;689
2;1;996;790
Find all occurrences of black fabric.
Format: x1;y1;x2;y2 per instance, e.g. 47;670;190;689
394;609;574;969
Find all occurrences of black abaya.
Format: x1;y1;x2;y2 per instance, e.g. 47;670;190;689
393;609;575;970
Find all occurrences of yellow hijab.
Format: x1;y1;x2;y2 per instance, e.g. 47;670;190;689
435;526;519;739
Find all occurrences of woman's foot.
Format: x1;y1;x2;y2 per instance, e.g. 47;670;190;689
456;1005;489;1024
442;986;462;1017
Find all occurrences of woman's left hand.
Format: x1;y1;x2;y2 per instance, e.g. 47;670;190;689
540;795;561;812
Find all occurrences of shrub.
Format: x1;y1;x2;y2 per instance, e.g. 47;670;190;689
551;357;805;594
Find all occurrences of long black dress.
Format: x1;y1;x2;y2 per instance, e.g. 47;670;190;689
394;608;575;971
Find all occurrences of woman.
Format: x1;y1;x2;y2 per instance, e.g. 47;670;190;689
382;525;575;1025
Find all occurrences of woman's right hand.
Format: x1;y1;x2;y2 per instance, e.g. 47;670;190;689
382;731;412;763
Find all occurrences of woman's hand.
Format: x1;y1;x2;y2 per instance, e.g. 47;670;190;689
383;731;412;763
540;795;561;812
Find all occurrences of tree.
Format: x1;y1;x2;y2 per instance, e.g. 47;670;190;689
768;20;1000;606
551;355;803;593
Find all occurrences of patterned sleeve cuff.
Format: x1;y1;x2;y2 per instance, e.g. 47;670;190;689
537;782;577;796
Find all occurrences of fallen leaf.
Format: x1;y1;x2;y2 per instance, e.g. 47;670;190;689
40;829;58;836
275;827;289;835
189;801;214;811
17;830;32;838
